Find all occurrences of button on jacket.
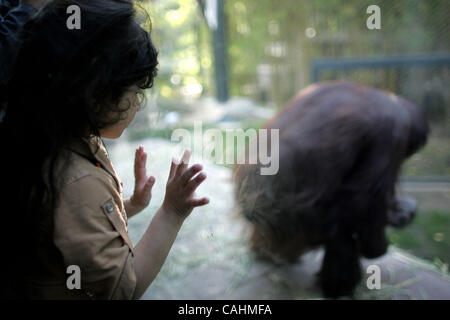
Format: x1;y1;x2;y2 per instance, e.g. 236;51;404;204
25;135;137;299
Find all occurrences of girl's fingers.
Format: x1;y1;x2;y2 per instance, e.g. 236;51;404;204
188;197;209;207
144;176;155;192
180;164;203;186
175;149;191;177
186;172;207;193
168;157;179;180
134;148;139;172
180;149;191;165
134;149;141;182
135;148;147;186
135;146;144;168
136;146;143;160
143;152;147;169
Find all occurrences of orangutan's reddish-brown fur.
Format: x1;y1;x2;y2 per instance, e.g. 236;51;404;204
233;81;428;298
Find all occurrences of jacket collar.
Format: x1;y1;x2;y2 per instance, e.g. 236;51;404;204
66;135;123;194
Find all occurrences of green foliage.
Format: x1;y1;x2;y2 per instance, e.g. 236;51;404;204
225;0;450;107
402;135;450;176
139;0;449;108
387;210;450;271
138;0;449;177
140;0;213;100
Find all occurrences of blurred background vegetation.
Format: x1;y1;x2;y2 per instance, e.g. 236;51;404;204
130;0;449;270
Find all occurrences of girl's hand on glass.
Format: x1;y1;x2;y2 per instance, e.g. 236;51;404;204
129;146;155;212
162;150;209;221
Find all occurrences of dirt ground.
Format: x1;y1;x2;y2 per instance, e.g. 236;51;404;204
105;137;450;300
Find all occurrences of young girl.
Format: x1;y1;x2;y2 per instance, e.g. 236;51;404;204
0;0;209;299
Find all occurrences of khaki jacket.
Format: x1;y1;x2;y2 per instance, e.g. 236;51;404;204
25;135;137;299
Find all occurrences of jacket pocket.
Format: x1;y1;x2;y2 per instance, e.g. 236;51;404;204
101;198;135;256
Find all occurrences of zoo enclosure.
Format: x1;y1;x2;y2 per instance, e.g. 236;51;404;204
311;54;450;182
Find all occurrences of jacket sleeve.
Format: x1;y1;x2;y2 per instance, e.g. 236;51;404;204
0;3;37;84
53;174;137;300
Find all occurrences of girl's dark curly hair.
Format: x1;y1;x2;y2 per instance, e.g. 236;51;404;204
0;0;158;297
